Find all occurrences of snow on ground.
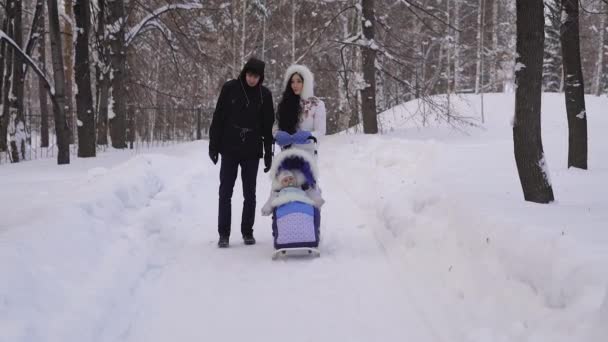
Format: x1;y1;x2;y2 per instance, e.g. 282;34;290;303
0;93;607;342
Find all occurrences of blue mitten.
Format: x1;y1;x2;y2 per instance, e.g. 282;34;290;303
293;130;312;144
275;130;293;147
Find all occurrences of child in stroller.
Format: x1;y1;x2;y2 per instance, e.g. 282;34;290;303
263;132;324;257
261;169;324;216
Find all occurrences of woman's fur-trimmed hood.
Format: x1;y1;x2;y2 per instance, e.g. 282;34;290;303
283;64;315;99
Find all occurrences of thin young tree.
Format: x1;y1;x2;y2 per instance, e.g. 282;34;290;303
513;0;554;203
593;1;606;96
560;0;587;169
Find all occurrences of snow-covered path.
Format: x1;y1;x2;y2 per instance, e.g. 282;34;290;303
2;94;607;342
90;144;441;342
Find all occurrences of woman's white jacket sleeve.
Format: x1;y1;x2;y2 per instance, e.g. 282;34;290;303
311;100;326;137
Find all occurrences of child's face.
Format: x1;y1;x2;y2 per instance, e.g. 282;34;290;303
281;175;295;187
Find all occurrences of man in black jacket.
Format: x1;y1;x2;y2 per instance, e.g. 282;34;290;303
208;58;275;248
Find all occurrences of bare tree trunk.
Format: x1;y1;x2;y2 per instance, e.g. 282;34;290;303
63;0;75;144
9;0;25;162
231;0;237;74
348;8;362;129
560;0;587;169
95;0;109;146
108;0;127;148
503;0;517;93
38;2;49;148
291;0;296;63
446;0;451;95
360;0;378;134
241;0;246;64
0;9;11;153
47;0;70;164
490;0;499;92
593;2;606;96
513;0;554;203
453;0;462;92
475;0;485;94
543;0;563;92
261;5;266;61
337;14;350;131
74;0;95;157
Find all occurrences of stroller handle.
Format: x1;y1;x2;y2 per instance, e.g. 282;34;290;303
272;135;317;150
271;135;317;144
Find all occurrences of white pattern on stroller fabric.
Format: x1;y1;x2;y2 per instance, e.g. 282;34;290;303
275;202;317;245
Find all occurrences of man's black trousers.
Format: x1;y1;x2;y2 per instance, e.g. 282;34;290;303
218;155;260;238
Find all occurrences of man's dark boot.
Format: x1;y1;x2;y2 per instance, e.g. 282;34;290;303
243;234;256;245
218;236;229;248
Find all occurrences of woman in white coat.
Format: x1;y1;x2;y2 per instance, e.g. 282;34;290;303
274;64;326;139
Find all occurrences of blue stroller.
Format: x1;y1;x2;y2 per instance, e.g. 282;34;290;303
269;131;321;259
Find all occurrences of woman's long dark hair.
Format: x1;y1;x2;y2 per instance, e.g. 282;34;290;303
276;73;302;134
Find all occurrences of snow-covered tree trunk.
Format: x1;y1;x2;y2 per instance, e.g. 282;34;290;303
74;0;95;157
337;13;351;132
95;0;109;146
446;0;452;95
453;0;462;93
475;0;485;94
503;0;517;93
63;0;75;144
232;0;238;74
151;35;161;143
593;2;606;96
291;0;296;63
543;0;562;92
489;0;499;92
0;8;12;153
560;0;587;169
261;4;266;60
426;40;445;96
241;0;246;64
347;5;362;129
108;0;127;148
513;0;554;203
360;0;378;134
9;0;25;162
37;2;49;148
47;0;70;164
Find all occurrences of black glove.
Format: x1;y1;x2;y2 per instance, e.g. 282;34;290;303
209;150;219;165
263;153;272;173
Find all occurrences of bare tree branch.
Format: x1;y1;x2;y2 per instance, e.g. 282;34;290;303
125;2;202;46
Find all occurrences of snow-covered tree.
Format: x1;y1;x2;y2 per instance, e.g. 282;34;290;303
513;0;555;203
560;0;588;169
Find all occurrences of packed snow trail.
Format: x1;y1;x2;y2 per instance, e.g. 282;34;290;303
2;94;607;342
95;143;441;342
